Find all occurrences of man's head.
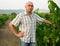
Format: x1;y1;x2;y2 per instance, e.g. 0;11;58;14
25;1;34;13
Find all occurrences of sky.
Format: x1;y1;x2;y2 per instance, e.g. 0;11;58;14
0;0;60;11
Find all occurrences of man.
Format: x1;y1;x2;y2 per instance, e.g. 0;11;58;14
9;1;56;46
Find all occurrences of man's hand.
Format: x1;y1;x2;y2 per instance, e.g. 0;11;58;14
9;23;24;38
16;32;24;38
52;24;57;29
43;20;57;29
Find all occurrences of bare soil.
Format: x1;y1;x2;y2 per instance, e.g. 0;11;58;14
0;19;20;46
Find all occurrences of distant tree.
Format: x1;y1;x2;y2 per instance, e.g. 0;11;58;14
11;12;17;15
2;14;7;16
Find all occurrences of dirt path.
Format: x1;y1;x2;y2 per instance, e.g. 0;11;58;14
0;19;20;46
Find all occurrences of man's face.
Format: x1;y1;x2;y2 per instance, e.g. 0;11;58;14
25;2;34;12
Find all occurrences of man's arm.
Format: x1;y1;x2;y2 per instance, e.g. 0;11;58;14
43;20;52;25
43;20;56;28
36;14;56;28
9;23;24;38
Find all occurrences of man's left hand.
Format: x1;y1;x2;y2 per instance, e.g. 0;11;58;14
52;24;57;29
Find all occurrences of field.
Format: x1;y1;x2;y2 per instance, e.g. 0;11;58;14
0;0;60;46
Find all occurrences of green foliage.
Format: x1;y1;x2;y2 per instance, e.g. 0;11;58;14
0;15;8;27
10;15;16;20
10;12;17;20
48;0;52;2
0;21;3;27
9;13;19;32
34;0;60;46
11;12;17;15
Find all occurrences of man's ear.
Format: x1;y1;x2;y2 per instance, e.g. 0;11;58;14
25;5;26;8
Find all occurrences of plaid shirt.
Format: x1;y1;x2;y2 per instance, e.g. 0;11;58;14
11;11;45;43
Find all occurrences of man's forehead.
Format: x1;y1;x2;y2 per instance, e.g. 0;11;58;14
25;1;33;5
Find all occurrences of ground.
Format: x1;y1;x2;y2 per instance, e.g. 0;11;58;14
0;19;20;46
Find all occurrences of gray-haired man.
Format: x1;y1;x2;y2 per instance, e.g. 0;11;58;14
9;1;56;46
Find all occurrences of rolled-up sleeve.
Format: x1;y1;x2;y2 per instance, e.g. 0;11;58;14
36;14;45;24
10;14;22;26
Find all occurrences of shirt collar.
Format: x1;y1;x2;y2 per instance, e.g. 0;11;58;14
24;11;33;15
24;11;27;15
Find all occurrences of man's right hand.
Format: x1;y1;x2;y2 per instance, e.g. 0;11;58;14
16;32;24;38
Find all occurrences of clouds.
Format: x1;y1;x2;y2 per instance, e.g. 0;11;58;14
0;0;60;10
